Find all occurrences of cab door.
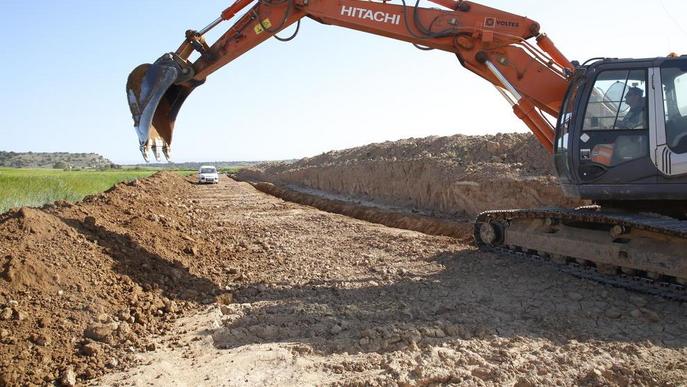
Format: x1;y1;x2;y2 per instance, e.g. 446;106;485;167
574;66;657;187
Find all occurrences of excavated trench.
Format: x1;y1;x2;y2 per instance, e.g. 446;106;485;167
239;180;474;240
235;133;583;241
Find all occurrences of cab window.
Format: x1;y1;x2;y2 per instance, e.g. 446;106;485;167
662;65;687;154
555;79;582;151
554;77;583;182
577;70;649;172
583;70;647;131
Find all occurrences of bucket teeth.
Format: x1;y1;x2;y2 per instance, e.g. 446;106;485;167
151;139;162;162
162;144;172;162
138;138;171;163
140;144;150;163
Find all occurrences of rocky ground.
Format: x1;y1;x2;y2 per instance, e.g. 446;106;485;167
98;175;687;386
1;133;686;386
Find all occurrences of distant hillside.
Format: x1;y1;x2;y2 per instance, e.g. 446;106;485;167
0;151;114;169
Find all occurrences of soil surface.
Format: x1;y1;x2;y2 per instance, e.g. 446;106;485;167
1;133;686;386
94;175;687;386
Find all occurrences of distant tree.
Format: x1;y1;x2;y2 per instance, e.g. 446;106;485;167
53;161;67;169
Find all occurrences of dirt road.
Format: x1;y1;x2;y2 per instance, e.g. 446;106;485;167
93;176;687;386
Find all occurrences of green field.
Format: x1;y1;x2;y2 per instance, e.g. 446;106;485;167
219;166;243;174
0;168;158;213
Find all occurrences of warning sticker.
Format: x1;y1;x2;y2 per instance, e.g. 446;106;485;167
254;18;272;35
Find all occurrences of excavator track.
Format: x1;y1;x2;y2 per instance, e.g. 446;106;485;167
474;207;687;302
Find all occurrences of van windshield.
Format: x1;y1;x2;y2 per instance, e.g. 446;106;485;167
200;168;216;174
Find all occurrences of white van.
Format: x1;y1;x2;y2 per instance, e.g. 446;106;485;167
198;165;219;184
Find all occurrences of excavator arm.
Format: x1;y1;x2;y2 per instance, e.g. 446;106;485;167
126;0;573;161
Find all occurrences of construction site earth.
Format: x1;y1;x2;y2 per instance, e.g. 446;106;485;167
2;133;687;386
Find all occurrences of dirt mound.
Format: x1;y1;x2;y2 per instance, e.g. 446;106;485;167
0;172;232;386
237;133;582;220
284;132;553;176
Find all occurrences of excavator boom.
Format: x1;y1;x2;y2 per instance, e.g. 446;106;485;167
126;0;572;161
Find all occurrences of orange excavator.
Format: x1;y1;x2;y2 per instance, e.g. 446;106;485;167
127;0;687;299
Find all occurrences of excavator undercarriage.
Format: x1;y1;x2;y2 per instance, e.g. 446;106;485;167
475;208;687;301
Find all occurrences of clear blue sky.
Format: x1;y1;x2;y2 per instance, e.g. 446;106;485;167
1;0;686;164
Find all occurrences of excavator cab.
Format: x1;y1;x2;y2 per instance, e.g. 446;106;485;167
554;56;687;207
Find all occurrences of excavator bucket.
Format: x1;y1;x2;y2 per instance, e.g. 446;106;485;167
126;54;200;162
